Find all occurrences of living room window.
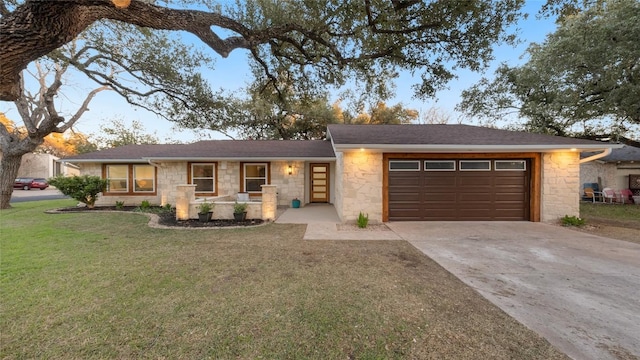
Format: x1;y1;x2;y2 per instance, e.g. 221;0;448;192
104;164;156;194
189;163;217;194
242;163;269;193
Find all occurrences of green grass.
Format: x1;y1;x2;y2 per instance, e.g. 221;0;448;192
1;200;566;359
580;201;640;222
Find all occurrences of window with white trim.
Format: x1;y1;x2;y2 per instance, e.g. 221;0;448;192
389;160;420;171
495;160;526;171
425;160;456;171
190;163;217;193
459;160;491;171
243;163;268;192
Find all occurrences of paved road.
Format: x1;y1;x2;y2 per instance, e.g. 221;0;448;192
9;188;69;203
386;221;640;360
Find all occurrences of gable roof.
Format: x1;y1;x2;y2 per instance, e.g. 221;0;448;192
327;124;620;152
62;140;335;162
582;145;640;162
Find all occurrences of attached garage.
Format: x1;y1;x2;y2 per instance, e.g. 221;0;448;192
384;154;540;221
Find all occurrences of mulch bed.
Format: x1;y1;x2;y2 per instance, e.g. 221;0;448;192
53;206;264;228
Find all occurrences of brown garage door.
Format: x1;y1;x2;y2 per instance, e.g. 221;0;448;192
388;159;530;221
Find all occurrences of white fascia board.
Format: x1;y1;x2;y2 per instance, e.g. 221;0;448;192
60;159;149;163
63;157;336;163
332;144;623;153
142;157;337;162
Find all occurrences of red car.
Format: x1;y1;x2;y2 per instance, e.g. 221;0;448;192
13;177;49;190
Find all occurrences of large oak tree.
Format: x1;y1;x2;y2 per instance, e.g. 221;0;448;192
1;0;530;208
457;0;640;138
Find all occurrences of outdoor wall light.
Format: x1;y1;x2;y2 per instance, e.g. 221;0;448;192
288;165;293;175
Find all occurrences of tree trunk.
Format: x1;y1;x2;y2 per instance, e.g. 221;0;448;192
0;153;23;209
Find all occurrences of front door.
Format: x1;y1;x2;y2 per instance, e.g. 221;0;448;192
310;163;329;203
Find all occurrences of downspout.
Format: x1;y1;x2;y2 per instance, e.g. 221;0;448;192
147;159;162;167
579;148;612;164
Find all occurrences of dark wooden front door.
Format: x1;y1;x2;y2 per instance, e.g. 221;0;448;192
310;163;329;203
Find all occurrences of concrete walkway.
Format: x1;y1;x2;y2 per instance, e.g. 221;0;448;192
275;204;402;240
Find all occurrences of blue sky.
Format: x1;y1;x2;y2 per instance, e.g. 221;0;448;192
2;1;558;143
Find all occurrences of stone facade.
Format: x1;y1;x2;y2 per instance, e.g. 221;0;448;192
334;151;383;223
541;152;580;222
270;161;305;206
79;160;311;209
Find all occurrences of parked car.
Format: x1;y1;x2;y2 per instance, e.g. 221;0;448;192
13;177;49;190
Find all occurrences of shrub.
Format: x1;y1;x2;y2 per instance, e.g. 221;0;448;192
357;212;369;228
115;201;125;210
198;201;213;214
233;201;248;214
48;175;107;209
561;215;585;227
140;200;151;210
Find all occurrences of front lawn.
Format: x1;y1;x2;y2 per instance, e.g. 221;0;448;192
579;202;640;244
1;200;566;359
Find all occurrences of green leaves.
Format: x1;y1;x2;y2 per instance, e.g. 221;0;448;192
48;175;107;208
458;0;640;138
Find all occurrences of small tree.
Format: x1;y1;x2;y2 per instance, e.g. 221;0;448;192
48;175;107;209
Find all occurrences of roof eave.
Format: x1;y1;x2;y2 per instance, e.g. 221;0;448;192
62;156;337;162
332;144;623;153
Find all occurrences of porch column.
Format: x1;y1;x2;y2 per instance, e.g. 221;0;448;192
261;184;278;221
176;184;197;220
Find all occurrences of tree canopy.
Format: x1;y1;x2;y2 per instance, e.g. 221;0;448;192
457;0;640;138
1;0;526;103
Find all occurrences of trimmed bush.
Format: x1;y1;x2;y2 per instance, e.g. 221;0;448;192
48;175;107;209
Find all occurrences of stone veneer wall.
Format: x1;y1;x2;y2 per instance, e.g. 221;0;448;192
334;151;383;223
79;160;309;208
270;161;305;206
579;162;615;191
541;152;580;222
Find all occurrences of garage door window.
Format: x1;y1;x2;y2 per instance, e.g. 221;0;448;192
389;160;420;171
425;160;456;171
459;160;491;171
495;160;526;171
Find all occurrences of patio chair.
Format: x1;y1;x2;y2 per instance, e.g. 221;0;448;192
582;183;601;201
602;188;616;203
619;189;634;204
584;187;603;203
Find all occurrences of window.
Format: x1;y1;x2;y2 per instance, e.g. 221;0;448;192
133;165;155;192
104;164;156;194
106;165;128;192
459;160;491;171
243;163;268;192
190;163;217;194
495;160;526;171
425;160;456;171
389;160;420;171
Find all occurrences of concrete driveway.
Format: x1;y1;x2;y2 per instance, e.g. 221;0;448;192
386;222;640;360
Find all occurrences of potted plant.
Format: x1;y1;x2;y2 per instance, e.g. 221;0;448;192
233;201;248;222
197;201;213;222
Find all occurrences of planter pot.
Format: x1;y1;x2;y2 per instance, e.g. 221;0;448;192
198;212;212;222
234;212;247;222
292;199;301;208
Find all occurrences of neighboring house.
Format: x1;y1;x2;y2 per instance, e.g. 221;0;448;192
580;145;640;195
60;124;619;223
0;152;80;179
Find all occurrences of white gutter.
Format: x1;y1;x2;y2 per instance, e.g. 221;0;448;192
147;159;162;167
579;148;612;164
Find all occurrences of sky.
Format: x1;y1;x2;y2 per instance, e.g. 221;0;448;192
1;1;558;144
